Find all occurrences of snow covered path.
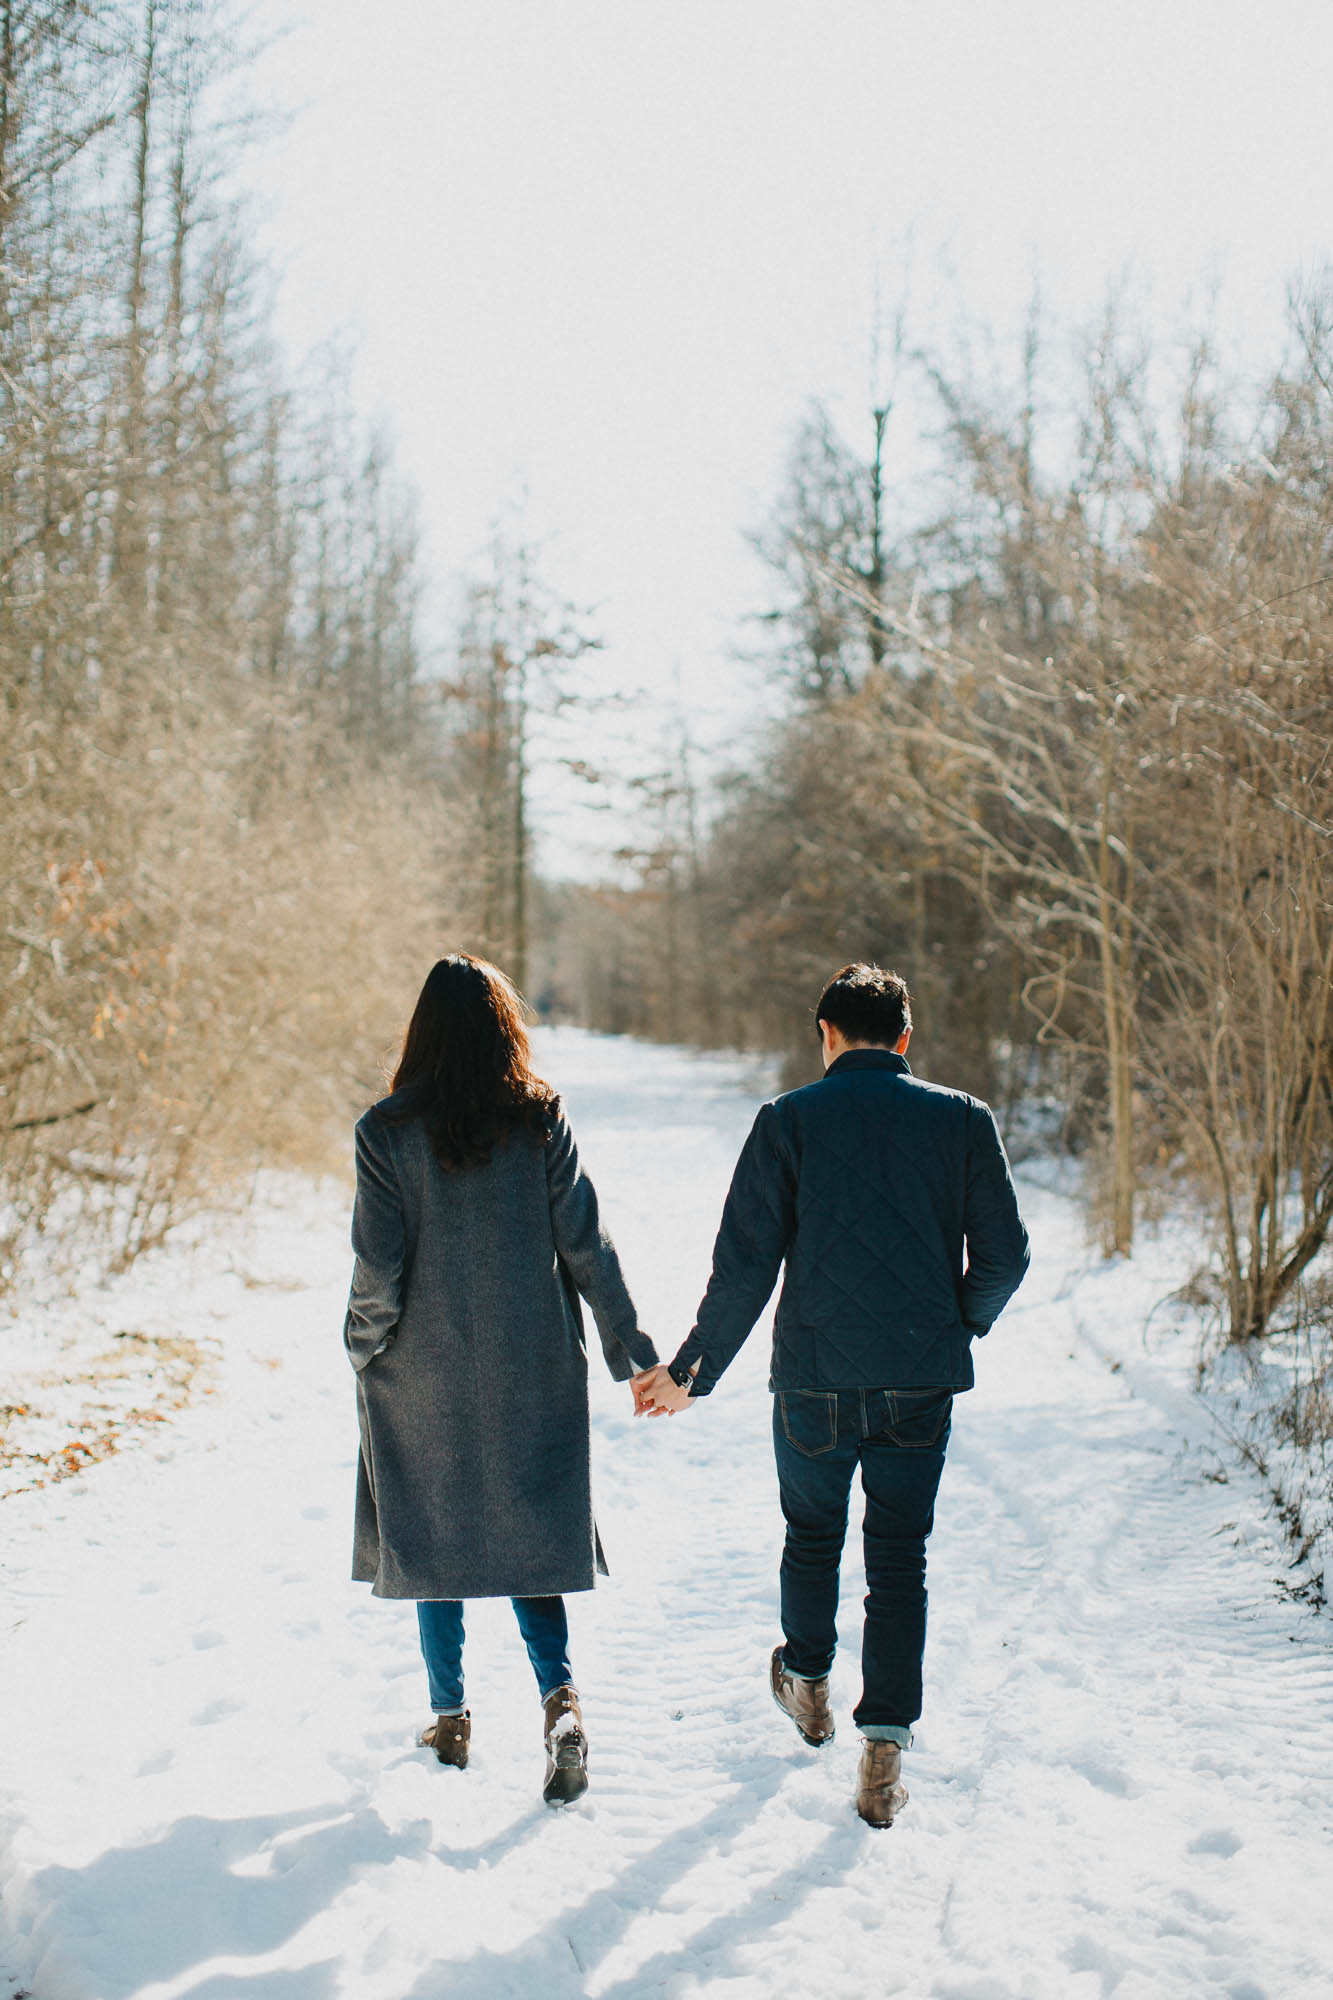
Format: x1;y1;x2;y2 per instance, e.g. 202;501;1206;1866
3;1029;1331;2000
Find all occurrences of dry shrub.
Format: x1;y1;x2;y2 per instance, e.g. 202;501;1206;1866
2;672;469;1286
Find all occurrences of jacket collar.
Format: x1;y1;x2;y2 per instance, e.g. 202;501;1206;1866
824;1048;912;1078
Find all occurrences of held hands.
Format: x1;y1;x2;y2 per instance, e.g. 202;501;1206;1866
630;1361;699;1417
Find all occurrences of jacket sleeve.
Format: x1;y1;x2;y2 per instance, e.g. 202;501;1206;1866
671;1102;794;1394
343;1110;405;1373
958;1103;1030;1332
546;1110;658;1382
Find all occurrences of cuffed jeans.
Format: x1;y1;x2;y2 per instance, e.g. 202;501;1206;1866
416;1596;572;1713
773;1386;952;1735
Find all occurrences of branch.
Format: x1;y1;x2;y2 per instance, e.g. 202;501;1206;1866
6;1098;99;1133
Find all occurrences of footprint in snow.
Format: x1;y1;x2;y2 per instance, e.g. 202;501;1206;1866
189;1695;245;1726
1074;1755;1139;1798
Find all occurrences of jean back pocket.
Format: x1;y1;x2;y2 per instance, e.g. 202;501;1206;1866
876;1388;953;1450
778;1389;839;1456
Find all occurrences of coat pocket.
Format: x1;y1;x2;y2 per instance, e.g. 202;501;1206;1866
778;1389;838;1456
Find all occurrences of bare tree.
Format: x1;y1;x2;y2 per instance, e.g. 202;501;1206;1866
1;0;476;1293
442;530;600;993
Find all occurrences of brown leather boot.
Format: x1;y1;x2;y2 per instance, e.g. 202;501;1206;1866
770;1646;835;1745
856;1739;908;1826
420;1711;470;1768
542;1684;588;1804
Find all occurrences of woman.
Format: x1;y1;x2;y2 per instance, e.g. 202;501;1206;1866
343;954;658;1804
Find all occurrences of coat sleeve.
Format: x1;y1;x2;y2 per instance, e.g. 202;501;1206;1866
958;1103;1030;1332
343;1109;405;1373
671;1102;794;1395
545;1110;658;1382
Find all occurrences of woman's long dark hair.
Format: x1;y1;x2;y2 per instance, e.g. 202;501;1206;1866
382;955;558;1170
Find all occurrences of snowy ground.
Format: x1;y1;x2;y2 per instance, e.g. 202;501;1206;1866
2;1028;1331;2000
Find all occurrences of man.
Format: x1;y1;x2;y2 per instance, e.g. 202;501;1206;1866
638;963;1029;1826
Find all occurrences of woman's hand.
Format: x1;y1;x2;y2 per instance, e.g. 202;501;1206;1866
630;1367;660;1415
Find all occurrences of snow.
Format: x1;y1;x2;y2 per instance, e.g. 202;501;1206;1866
2;1026;1331;2000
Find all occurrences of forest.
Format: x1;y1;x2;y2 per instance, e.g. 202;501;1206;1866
3;2;1330;1480
575;289;1333;1363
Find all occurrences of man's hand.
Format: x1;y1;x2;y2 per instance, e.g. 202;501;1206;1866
633;1361;699;1416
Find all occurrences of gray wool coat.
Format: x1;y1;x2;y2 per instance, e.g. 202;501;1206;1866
343;1092;658;1600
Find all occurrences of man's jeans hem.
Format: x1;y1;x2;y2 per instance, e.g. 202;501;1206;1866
860;1722;913;1747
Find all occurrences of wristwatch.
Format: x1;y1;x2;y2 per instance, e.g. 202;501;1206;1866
666;1359;696;1392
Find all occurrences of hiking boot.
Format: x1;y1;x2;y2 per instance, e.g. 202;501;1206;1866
420;1711;470;1768
856;1739;908;1827
542;1684;588;1805
770;1646;835;1746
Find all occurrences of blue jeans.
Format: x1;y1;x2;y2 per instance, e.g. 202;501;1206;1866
773;1387;952;1735
416;1596;572;1713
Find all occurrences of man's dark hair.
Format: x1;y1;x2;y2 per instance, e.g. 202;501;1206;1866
814;963;912;1048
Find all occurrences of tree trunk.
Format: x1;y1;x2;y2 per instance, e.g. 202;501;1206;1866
511;653;528;994
113;0;157;617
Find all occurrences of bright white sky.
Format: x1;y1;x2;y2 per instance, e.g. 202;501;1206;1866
247;0;1333;873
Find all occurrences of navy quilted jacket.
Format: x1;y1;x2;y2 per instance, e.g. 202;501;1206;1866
674;1049;1029;1395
